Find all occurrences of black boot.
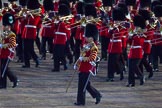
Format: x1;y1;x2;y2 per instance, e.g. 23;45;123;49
95;94;102;104
74;102;85;106
12;80;19;88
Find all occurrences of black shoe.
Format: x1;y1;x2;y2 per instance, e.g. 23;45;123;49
51;69;59;72
12;80;19;88
95;94;102;104
22;65;30;68
153;68;159;72
74;102;85;106
0;86;7;89
126;83;135;87
106;78;114;82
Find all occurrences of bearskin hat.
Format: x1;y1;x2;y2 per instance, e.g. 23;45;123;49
140;0;151;8
27;0;40;10
151;0;162;11
19;0;27;7
59;0;70;8
138;9;151;21
154;5;162;17
2;12;15;26
117;3;128;15
133;15;146;29
8;0;17;2
83;0;95;4
112;7;125;21
58;4;71;16
76;1;85;15
85;23;99;42
125;0;136;6
102;0;113;7
0;0;2;9
43;0;54;11
84;4;97;18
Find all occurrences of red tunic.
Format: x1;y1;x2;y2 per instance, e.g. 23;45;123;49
41;23;55;37
79;43;98;73
22;15;41;39
75;25;84;40
143;25;154;54
0;32;16;59
128;35;145;59
108;26;123;54
99;23;110;38
53;22;69;45
151;22;162;45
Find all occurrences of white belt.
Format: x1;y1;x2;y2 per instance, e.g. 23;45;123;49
43;25;51;28
144;40;151;43
25;25;36;28
131;46;141;49
122;36;127;38
55;32;66;36
110;39;122;42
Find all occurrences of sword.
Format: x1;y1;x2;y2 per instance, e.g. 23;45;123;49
66;70;77;93
1;58;10;78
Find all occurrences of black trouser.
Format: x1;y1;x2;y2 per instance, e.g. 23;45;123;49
16;34;23;61
74;39;82;62
23;39;38;66
101;36;110;59
128;59;143;85
151;45;162;69
139;54;152;73
77;72;101;104
0;59;17;88
35;28;41;53
53;44;66;71
41;37;53;57
65;41;73;64
107;53;123;79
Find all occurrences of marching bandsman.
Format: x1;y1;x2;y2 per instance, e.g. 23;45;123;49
151;5;162;72
21;0;41;68
52;4;71;72
0;13;19;89
99;0;113;61
127;15;146;87
40;0;55;60
107;7;125;82
117;2;129;72
138;9;154;78
74;23;102;106
16;0;27;62
73;1;85;62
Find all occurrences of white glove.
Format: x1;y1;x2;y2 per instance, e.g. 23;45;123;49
0;44;2;48
79;57;83;61
73;65;77;70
